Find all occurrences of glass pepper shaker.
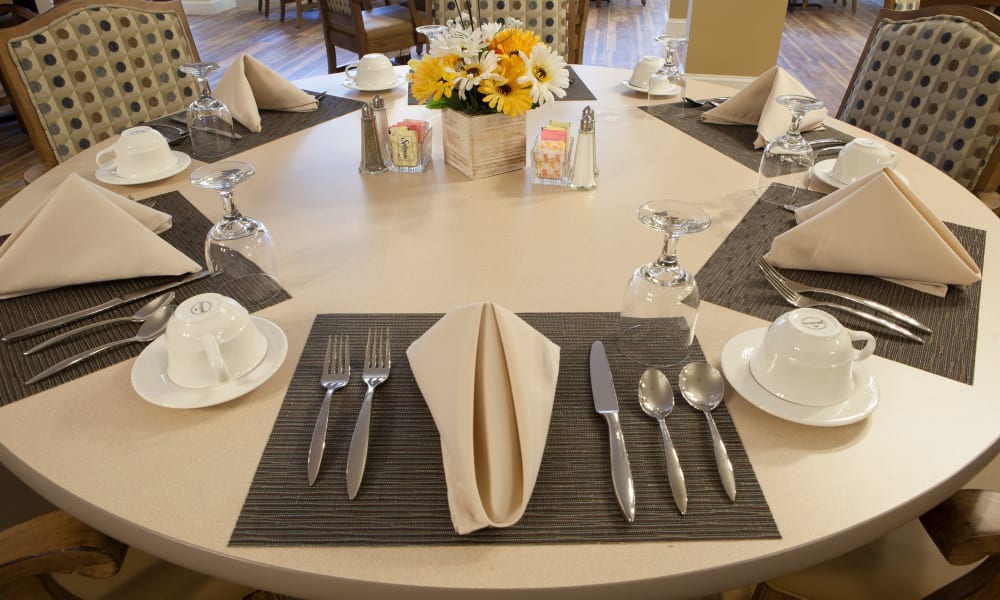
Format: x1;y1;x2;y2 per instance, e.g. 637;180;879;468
359;103;388;175
371;94;391;166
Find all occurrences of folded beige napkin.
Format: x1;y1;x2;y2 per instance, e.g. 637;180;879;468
0;173;201;299
406;302;561;534
701;66;827;148
213;54;318;132
764;169;981;297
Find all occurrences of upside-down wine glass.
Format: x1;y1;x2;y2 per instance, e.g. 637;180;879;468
755;94;825;207
416;24;449;55
647;35;688;117
191;161;281;308
619;200;712;367
180;62;235;159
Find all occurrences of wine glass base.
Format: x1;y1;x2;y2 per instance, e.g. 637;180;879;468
617;319;695;368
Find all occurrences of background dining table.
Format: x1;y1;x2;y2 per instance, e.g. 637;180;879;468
0;65;997;599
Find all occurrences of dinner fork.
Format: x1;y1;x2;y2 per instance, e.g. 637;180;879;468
759;264;926;343
307;334;350;486
757;259;932;334
346;327;391;500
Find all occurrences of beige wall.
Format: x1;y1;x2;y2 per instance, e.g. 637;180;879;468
685;0;787;78
668;0;688;20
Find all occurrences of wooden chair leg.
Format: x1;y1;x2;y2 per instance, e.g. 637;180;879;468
296;0;302;28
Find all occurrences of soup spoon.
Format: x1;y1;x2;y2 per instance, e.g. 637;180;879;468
638;368;688;514
26;306;174;385
678;361;737;502
24;292;175;356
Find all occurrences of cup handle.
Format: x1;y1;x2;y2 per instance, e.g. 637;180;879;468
848;329;876;361
200;334;232;384
344;62;359;82
95;147;116;171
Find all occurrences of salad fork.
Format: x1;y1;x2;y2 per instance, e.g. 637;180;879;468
307;334;350;486
346;327;391;500
757;258;932;334
759;263;925;343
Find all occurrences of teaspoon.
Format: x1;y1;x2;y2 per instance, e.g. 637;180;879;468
678;361;737;502
24;292;175;356
26;305;174;385
638;368;688;514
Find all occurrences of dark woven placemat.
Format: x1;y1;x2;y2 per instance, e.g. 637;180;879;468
0;192;291;405
230;312;779;546
150;95;365;163
639;102;854;171
407;66;596;105
697;186;985;384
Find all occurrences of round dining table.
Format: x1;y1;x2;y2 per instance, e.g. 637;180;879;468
0;65;998;599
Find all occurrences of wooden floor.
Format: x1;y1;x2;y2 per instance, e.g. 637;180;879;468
0;0;886;205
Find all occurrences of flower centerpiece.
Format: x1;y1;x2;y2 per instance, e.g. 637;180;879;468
408;14;571;179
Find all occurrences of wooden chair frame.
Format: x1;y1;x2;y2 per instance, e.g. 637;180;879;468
0;0;199;167
838;4;1000;194
317;0;418;73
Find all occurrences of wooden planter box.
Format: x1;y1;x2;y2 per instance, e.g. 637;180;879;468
441;109;527;180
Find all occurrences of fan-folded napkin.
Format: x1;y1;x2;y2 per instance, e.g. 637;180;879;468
0;173;200;299
213;54;318;132
764;169;981;296
406;302;561;534
701;66;827;148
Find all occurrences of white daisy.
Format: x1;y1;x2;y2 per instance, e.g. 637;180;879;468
518;45;570;105
452;50;501;100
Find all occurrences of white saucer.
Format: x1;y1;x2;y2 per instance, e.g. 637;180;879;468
811;158;910;189
621;79;679;96
720;328;879;427
95;151;191;186
342;76;407;92
131;317;288;409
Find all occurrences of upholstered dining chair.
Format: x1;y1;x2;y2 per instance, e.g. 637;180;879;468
0;0;200;168
316;0;418;73
424;0;589;65
752;461;1000;600
837;4;1000;195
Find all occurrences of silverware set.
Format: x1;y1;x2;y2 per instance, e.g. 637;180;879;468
308;327;392;499
591;341;736;521
757;258;932;343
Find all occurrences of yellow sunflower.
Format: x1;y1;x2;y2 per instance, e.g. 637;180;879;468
478;58;533;117
408;56;456;104
489;27;540;59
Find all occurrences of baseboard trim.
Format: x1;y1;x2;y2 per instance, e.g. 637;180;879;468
181;0;237;16
688;73;754;91
665;18;688;37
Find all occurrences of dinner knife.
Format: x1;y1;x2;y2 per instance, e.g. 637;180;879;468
2;269;209;342
590;340;636;523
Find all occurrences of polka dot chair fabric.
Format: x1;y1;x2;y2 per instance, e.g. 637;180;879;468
839;12;1000;191
428;0;573;60
0;0;198;166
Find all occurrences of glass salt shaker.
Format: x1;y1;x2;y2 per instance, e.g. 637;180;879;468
570;106;598;190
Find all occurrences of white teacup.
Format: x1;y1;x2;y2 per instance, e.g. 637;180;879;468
344;53;397;90
749;308;875;407
831;138;899;184
165;293;268;389
95;126;175;179
629;55;665;89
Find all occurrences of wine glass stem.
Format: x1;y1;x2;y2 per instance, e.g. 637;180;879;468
787;109;806;143
196;74;212;101
219;188;243;222
657;234;680;269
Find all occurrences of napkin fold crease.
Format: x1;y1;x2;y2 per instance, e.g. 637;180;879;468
701;66;827;148
213;54;319;132
0;174;201;299
406;302;561;534
764;169;981;296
